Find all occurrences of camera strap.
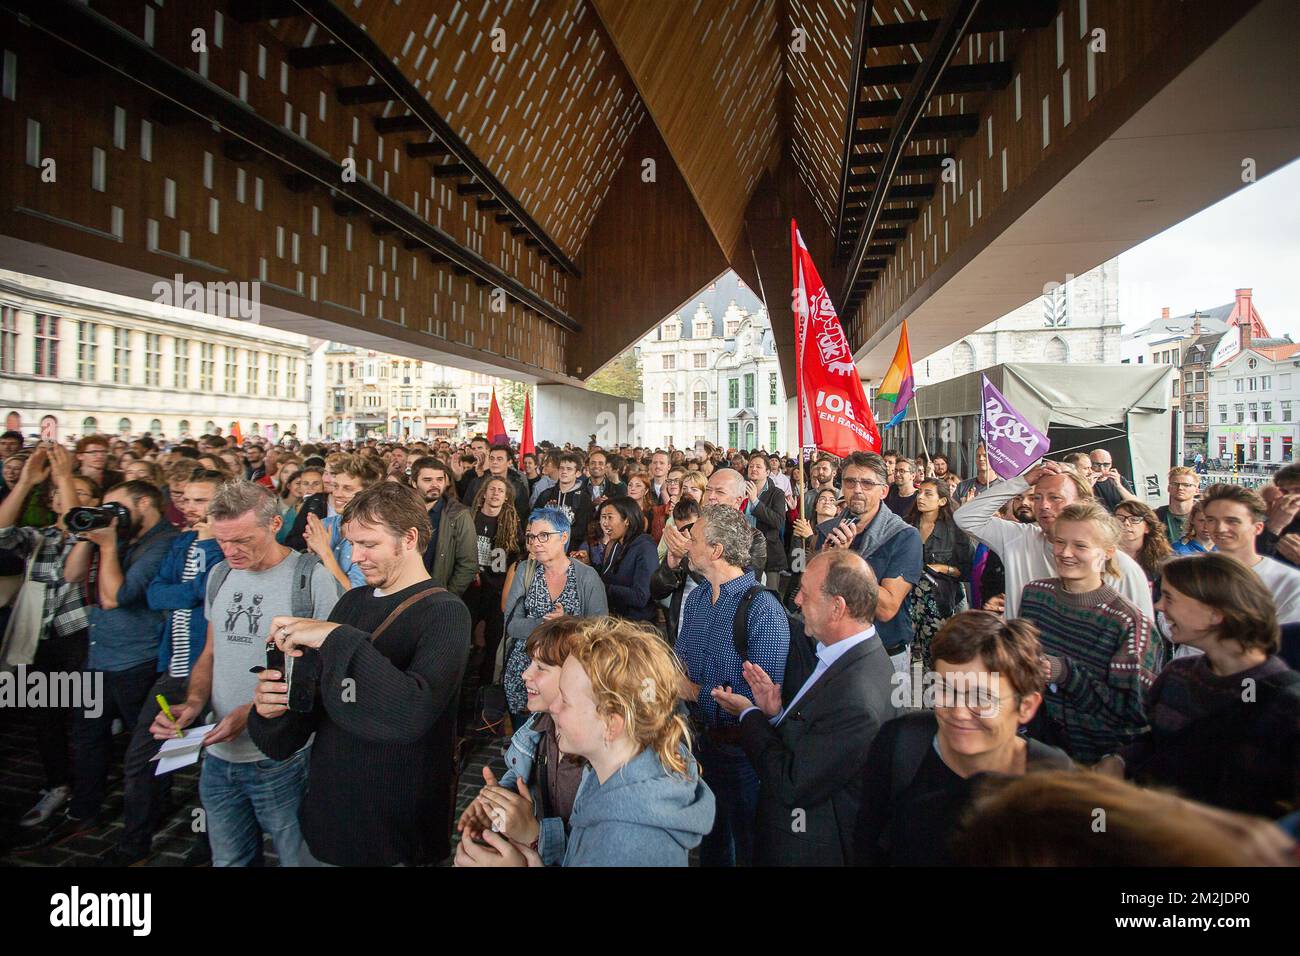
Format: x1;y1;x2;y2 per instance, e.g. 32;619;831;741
369;586;446;642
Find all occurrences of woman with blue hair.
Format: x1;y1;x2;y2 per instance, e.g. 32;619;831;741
500;507;608;731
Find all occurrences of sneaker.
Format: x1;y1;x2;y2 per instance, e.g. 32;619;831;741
19;786;71;827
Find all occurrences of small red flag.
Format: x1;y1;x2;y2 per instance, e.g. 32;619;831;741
520;393;535;458
230;421;244;446
487;388;509;446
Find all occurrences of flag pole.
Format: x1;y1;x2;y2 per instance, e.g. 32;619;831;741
792;220;809;525
913;387;932;475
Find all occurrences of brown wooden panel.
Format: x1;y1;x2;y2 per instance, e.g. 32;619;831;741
568;118;728;379
592;0;784;264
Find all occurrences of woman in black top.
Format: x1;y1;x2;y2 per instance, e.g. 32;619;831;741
466;476;521;686
593;496;658;622
854;613;1072;866
905;479;972;667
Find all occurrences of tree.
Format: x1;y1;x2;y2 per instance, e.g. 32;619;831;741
500;380;532;428
585;348;642;401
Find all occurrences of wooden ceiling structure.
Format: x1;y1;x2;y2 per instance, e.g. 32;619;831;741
0;0;1286;388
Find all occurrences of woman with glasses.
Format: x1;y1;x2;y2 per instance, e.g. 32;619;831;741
650;469;685;544
468;476;523;689
853;611;1072;865
1113;500;1173;584
500;507;608;732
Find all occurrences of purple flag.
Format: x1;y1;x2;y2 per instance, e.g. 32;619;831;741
980;374;1050;479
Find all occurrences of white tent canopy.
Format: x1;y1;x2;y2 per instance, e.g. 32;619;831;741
898;363;1175;503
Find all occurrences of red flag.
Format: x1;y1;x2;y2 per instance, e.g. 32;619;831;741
520;392;535;458
230;421;244;446
487;388;509;445
791;220;880;456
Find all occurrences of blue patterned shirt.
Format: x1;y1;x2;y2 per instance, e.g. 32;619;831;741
674;570;790;727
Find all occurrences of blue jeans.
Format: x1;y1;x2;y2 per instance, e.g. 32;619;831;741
698;739;760;867
199;748;311;867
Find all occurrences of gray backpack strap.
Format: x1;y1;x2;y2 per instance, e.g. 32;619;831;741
291;551;326;618
206;561;232;607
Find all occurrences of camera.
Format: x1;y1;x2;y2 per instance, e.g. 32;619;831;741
65;502;133;537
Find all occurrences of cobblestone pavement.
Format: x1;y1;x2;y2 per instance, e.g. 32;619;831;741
0;708;508;867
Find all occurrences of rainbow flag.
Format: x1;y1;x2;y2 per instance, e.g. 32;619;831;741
878;321;914;429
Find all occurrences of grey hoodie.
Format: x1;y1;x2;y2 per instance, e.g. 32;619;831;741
562;746;715;867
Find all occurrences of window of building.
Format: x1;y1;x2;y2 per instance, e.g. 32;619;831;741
1249;441;1257;462
695;319;711;338
178;419;190;436
1218;437;1228;459
204;420;216;434
725;318;740;336
224;346;238;392
1194;371;1205;392
1219;404;1228;424
1263;436;1273;462
744;373;755;407
33;314;58;377
144;333;161;386
113;328;131;383
172;338;189;389
1235;403;1245;423
1172;379;1179;399
728;378;739;409
769;421;778;449
662;320;679;341
0;307;16;373
268;354;279;397
200;343;215;391
693;390;708;419
82;416;97;436
149;418;162;436
663;354;676;370
769;373;778;406
1285;401;1294;423
728;422;739;448
693;352;707;369
118;417;132;435
1262;375;1272;390
77;321;98;381
1248;402;1258;423
1194;401;1205;425
1235;379;1243;393
662;390;675;416
1285;436;1295;462
1248;377;1257;391
1264;402;1273;423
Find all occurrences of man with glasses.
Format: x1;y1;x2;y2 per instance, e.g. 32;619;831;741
74;435;122;493
1088;448;1137;513
884;458;919;517
1156;467;1200;545
816;452;923;699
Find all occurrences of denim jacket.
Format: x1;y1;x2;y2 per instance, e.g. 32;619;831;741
498;713;568;866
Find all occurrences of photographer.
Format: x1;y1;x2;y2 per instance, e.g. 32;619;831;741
43;479;178;844
1;446;99;834
249;483;471;866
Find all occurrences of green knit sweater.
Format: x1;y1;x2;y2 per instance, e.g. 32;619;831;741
1019;579;1158;763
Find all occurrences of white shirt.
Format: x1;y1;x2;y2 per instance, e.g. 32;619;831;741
739;626;878;725
1251;555;1300;624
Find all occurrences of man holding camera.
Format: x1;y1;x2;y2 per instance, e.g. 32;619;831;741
42;480;178;844
104;471;227;865
249;482;471;866
155;480;341;866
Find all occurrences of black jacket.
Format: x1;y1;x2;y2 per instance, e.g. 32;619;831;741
916;518;972;613
748;478;789;574
534;483;594;552
739;633;899;866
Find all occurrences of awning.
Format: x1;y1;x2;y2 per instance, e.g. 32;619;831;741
426;417;459;428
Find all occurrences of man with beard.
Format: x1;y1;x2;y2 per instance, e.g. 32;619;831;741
411;457;476;597
803;455;839;518
249;482;471;866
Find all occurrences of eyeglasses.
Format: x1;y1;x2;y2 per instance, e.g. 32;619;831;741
524;531;557;545
1090;462;1111;470
1169;482;1198;489
1116;515;1147;527
677;522;695;535
841;477;887;490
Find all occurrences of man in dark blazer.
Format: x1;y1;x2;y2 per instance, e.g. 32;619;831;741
712;549;898;866
743;453;790;587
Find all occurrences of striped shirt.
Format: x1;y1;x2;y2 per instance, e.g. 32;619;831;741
1019;578;1158;763
168;541;205;678
674;570;790;728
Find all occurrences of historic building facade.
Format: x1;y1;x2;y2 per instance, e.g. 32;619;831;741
638;273;787;452
913;258;1122;387
314;342;514;442
0;271;311;442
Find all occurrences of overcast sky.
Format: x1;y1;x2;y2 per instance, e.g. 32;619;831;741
1118;158;1300;337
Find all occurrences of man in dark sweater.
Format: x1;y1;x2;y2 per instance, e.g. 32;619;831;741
249;482;471;866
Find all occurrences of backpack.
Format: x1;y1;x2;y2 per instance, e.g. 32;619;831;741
731;584;818;690
207;550;326;619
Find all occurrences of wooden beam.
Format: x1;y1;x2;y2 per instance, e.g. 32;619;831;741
851;113;979;145
455;182;490;197
405;141;452;158
286;43;358;69
861;61;1013;94
430;163;469;179
373;114;424;135
336;83;398;106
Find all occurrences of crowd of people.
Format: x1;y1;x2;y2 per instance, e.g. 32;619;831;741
1;426;1298;867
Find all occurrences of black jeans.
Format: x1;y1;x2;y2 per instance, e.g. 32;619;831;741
70;661;158;820
30;630;89;789
465;574;506;686
119;672;190;855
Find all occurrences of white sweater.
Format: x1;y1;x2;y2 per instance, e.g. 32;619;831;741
954;476;1156;621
